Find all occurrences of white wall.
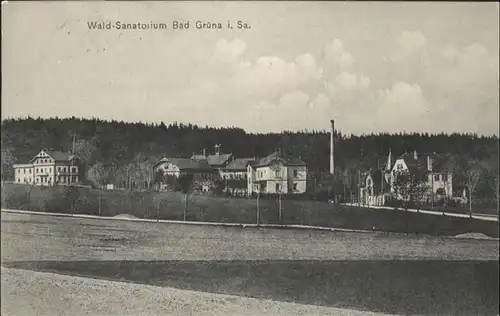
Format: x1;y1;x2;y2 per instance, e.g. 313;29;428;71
427;173;453;197
247;163;307;195
286;165;307;194
154;161;181;177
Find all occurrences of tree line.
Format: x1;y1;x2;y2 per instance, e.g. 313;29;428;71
1;117;498;203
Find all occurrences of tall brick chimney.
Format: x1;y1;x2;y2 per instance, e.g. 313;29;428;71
330;119;335;175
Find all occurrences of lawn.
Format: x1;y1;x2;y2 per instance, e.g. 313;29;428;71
2;183;499;237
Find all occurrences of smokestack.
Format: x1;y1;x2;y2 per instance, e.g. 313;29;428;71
330;119;335;174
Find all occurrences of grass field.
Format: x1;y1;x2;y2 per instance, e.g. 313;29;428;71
2;183;499;237
1;212;499;315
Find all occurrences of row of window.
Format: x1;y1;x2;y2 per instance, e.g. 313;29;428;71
17;175;78;184
17;167;77;174
256;169;299;179
36;158;53;164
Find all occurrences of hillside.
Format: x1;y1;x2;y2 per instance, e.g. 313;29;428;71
1;117;498;199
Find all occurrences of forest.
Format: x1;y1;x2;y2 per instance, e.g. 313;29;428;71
1;117;498;202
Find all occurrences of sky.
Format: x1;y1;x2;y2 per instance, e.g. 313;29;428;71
2;2;499;135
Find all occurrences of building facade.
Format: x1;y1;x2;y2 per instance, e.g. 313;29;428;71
220;158;256;196
153;157;218;192
13;149;81;186
247;151;307;196
390;151;453;199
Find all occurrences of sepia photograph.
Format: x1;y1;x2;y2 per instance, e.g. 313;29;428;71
1;1;499;315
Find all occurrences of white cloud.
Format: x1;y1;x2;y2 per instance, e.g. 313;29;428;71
230;53;324;101
247;91;335;132
323;38;355;71
335;72;371;90
371;81;432;132
391;30;427;63
376;82;428;114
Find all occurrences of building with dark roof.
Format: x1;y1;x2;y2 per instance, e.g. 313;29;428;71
247;150;308;196
390;150;454;198
219;157;257;196
13;149;81;186
190;145;233;169
153;157;218;192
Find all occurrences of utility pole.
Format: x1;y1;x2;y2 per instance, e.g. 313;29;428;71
70;133;76;185
256;191;260;226
278;190;282;222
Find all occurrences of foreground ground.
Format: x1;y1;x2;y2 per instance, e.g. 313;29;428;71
1;212;499;315
1;267;389;316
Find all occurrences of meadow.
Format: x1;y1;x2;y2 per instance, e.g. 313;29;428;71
1;183;498;237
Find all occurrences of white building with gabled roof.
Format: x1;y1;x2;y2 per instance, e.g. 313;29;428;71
13;149;81;186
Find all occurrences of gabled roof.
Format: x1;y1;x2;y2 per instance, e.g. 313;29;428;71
191;153;233;167
29;149;78;163
155;157;214;171
396;152;450;176
224;158;256;170
250;151;307;168
206;154;232;167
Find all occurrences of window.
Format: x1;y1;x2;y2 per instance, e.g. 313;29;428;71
17;169;20;174
275;170;280;177
17;178;20;183
442;174;448;182
29;169;32;174
275;183;280;192
293;170;298;177
72;167;77;173
23;169;26;174
293;183;298;191
58;167;61;172
434;174;439;181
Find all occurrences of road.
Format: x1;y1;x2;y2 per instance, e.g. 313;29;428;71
342;203;499;222
1;212;499;316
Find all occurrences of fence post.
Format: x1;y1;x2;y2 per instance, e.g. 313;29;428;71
98;186;102;217
278;193;282;222
157;201;161;222
183;193;187;221
256;192;260;226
